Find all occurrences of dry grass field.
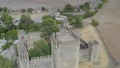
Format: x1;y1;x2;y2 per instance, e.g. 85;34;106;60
93;0;120;67
93;0;120;24
0;0;93;10
97;24;120;64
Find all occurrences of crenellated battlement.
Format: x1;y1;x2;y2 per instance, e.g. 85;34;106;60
31;55;53;61
58;39;79;45
89;40;99;46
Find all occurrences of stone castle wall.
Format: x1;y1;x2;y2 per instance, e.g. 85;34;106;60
30;55;54;68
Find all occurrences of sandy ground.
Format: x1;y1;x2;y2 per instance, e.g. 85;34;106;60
0;0;94;10
72;25;111;68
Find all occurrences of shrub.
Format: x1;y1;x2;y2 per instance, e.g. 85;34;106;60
27;8;33;13
0;7;2;12
97;3;104;9
91;19;99;26
2;7;8;12
63;3;75;12
74;16;83;28
21;9;26;13
82;11;96;19
2;42;12;50
41;7;46;11
79;2;90;11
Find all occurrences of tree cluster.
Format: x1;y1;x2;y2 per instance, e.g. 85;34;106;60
79;2;90;11
65;14;83;28
0;13;17;40
21;8;33;13
18;14;41;32
28;39;50;58
63;3;75;12
41;16;59;42
0;7;8;13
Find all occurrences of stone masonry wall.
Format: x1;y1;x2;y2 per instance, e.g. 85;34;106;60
30;55;54;68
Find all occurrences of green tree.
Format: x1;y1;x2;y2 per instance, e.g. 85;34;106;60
29;23;41;32
29;48;42;58
67;15;76;25
97;3;104;9
27;8;33;13
0;7;2;12
63;3;75;12
41;16;59;41
74;16;83;28
79;2;90;11
5;29;18;40
0;56;13;68
18;14;34;30
91;19;99;26
28;39;50;58
41;7;46;11
0;13;14;29
21;9;26;13
2;7;8;12
0;25;7;33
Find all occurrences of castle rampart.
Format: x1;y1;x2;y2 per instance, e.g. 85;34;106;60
30;55;54;68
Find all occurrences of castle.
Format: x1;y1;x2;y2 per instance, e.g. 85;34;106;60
17;16;100;68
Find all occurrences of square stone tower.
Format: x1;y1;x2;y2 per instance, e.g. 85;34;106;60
51;25;80;68
50;15;80;68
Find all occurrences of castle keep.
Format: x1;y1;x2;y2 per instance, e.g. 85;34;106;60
17;16;100;68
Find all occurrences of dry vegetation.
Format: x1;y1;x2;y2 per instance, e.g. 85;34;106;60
93;0;120;25
97;24;120;66
93;0;120;67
